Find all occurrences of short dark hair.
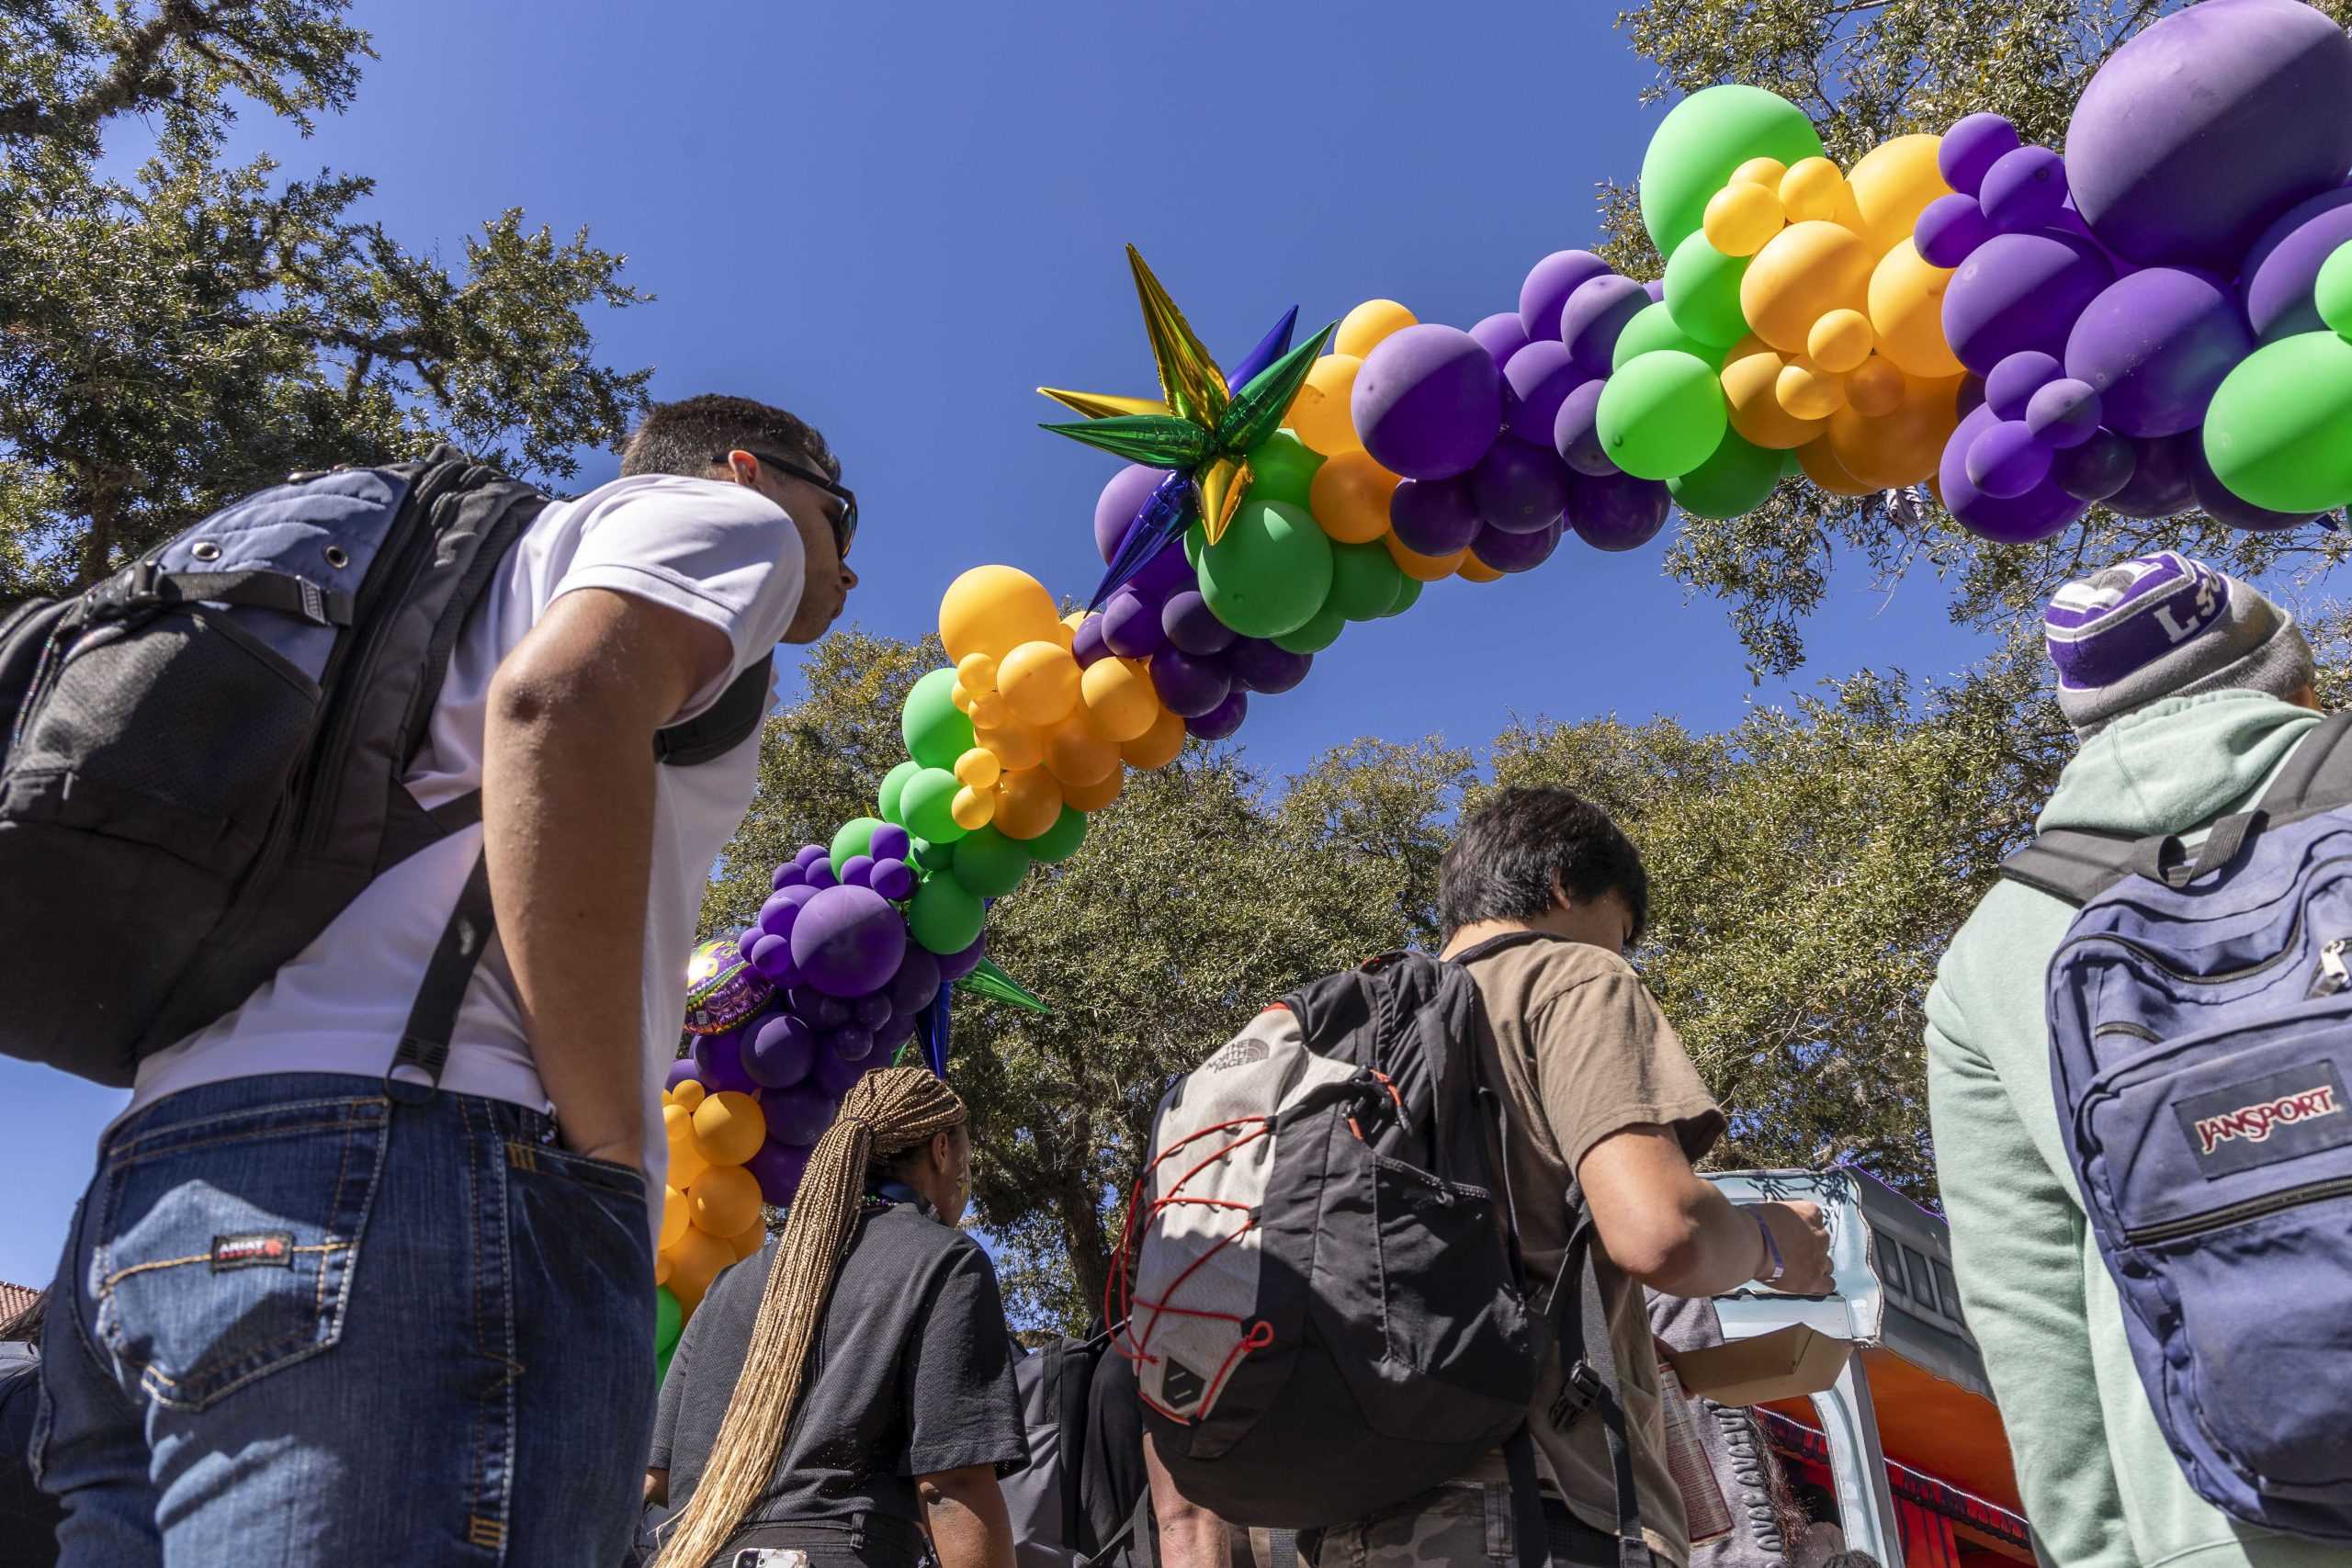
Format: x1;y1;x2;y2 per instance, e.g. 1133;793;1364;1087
620;393;838;483
1438;785;1649;946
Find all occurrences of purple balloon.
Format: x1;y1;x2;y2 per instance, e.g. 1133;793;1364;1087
2026;378;2103;448
803;857;837;891
1957;374;1987;422
887;945;942;1013
869;857;915;901
746;1139;813;1208
1643;279;1667;303
1943;230;2114;376
870;824;910;862
1939;113;2021;198
692;1029;758;1095
1501;342;1590;446
1965;419;2053;499
746;1011;817;1089
2243;185;2352;343
787;985;852;1030
827;1025;877;1064
811;1043;869;1100
1469;438;1573;535
1985;352;2063;422
788;885;907;998
2064;0;2352;271
1914;192;1996;269
1353;325;1504;482
664;1055;702;1093
2103;430;2200;518
1939;403;2089;543
748;932;795;984
1470;310;1532;369
1388;476;1482;556
1978;145;2070;235
771;860;805;892
794;843;829;870
1186;689;1250;739
758;890;804;938
1559;275;1650;377
1130;540;1195;602
1160;590;1235;656
1566;469;1672;553
765;1082;837;1146
737;925;764;964
1227;637;1310;694
2190;438;2317;532
1071;615;1110;670
2052;427;2137;502
1472;517;1564;573
2065;268;2253;439
1095;464;1164;566
851;991;893;1031
1151;646;1233;718
838;853;876;890
1101;589;1165;659
936;932;987;984
876;1005;919;1054
1519;250;1612;342
1553;379;1614;477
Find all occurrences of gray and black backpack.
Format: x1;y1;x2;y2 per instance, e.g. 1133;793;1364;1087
0;449;769;1089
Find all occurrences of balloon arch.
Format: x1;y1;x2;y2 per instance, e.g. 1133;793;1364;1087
649;0;2352;1350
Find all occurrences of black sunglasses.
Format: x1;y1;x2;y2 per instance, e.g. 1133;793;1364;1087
725;449;857;557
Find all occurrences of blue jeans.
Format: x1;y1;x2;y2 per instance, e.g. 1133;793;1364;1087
34;1072;655;1566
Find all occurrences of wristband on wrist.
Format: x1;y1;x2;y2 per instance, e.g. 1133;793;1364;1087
1749;1206;1787;1286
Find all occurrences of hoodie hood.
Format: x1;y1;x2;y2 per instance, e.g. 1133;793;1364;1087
2038;688;2323;843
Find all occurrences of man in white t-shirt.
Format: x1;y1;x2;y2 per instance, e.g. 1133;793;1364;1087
34;394;855;1568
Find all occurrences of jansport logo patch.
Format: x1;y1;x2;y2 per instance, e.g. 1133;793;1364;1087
2175;1061;2352;1178
2193;1085;2342;1154
210;1232;295;1271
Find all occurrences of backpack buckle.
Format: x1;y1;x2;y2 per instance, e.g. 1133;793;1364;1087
85;561;158;620
1549;1359;1603;1427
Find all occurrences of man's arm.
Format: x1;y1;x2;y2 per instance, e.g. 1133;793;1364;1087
482;586;730;1165
919;1464;1016;1568
1578;1124;1833;1297
1146;1430;1232;1568
643;1469;668;1506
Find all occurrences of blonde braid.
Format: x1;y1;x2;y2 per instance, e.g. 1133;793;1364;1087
651;1066;968;1568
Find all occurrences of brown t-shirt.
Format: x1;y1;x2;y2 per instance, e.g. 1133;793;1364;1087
1459;933;1726;1566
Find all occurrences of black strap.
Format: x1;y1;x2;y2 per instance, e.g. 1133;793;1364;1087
1445;929;1571;968
1502;1427;1553;1568
387;847;495;1101
655;660;772;765
1056;1340;1092;1553
2131;809;2263;889
1997;828;2141;908
1543;1190;1652;1568
2257;710;2352;818
1082;1488;1152;1568
88;562;356;626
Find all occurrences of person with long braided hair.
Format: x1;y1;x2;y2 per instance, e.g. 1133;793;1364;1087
645;1066;1024;1568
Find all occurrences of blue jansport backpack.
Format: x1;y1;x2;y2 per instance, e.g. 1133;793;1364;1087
2002;711;2352;1543
0;449;770;1089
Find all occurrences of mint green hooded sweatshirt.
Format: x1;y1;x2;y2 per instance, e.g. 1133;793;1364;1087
1926;690;2351;1568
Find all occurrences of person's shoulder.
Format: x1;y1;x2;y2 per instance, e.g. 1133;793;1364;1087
548;472;789;528
1465;934;1638;1003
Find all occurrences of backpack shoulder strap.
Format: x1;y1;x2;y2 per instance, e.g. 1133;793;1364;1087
2256;710;2352;819
1997;828;2142;908
1056;1337;1093;1551
654;660;772;765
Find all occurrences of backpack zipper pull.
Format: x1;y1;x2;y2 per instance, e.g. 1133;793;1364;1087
2312;939;2350;998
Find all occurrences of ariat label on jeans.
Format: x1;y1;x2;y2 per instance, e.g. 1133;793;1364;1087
2175;1061;2352;1178
209;1232;295;1270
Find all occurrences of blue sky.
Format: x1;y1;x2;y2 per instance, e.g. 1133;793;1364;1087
0;0;1998;1286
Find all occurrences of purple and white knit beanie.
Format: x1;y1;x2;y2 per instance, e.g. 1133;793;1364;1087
2045;552;2312;737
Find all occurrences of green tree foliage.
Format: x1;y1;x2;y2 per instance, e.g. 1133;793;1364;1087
0;0;650;599
1600;0;2352;675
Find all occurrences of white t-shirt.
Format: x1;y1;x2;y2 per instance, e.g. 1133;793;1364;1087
130;474;807;1204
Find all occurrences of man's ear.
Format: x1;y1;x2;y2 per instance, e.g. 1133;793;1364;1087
1549;871;1572;912
933;1130;955;1174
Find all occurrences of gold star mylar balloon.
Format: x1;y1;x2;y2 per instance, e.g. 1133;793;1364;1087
1040;246;1332;545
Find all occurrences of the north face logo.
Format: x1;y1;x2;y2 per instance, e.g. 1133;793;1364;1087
2194;1085;2342;1155
1202;1038;1270;1072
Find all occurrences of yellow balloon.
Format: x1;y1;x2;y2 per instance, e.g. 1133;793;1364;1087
1730;156;1789;189
688;1163;763;1237
671;1077;707;1112
950;784;997;831
969;691;1008;730
663;1101;709;1190
1778;158;1849;224
1335;299;1418;359
1740;221;1875;355
1806;309;1874;374
1384;530;1464;582
1044;716;1117;787
728;1216;769;1262
1308;448;1402;544
1795;433;1879;497
975;721;1044;772
1721;338;1825;450
1777;357;1848;420
998;639;1082;728
954;747;1002;790
1121;706;1187;771
1061;610;1088;633
1457;552;1504;583
940;565;1061;666
659;1184;691;1250
1866;239;1964;379
654;1251;672;1287
956;652;999;693
1846;355;1906;418
1845;134;1951;259
1828;370;1962;489
1079;656;1159;743
1060;765;1125;813
692;1089;766;1168
1703;182;1786;258
949;682;975;716
1053;618;1077;652
665;1224;733;1313
995;767;1063;840
1287;354;1364;456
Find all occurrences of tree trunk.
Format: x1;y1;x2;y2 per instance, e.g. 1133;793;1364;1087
75;486;119;591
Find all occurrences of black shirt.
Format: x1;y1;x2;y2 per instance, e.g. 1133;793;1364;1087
650;1200;1027;1534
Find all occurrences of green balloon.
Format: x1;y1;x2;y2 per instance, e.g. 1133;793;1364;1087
830;817;884;870
948;827;1032;897
1662;231;1752;348
655;1285;682;1358
1384;575;1424;618
1247;431;1324;507
2318;240;2352;339
1028;804;1089;863
1326;539;1408;621
878;759;922;826
1195;497;1334;637
908;871;986;955
899;766;969;845
1272;600;1346;654
1666;428;1785;519
1598;350;1729;481
1183;518;1205;571
1613;301;1728;371
902;667;974;771
908;835;939;874
1637;84;1826;256
2201;332;2352;513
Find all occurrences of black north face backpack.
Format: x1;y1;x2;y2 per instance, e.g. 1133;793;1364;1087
1118;939;1650;1568
0;449;770;1089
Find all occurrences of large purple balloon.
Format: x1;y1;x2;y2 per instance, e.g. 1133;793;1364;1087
811;1043;868;1100
936;932;988;984
1518;251;1612;342
1938;403;2089;543
1978;145;2070;236
1094;465;1164;566
1553;378;1614;477
2066;268;2253;439
746;1011;817;1089
765;1082;837;1146
2189;439;2317;533
1943;230;2114;375
1559;275;1650;378
692;1029;758;1095
1469;438;1572;535
1472;518;1564;573
1227;638;1311;694
887;945;942;1014
1129;540;1194;602
788;885;907;998
2105;431;2201;519
2066;0;2352;270
1353;325;1504;481
2243;185;2352;343
1939;113;2020;197
1161;590;1235;656
1915;192;1996;269
1470;311;1532;369
1186;689;1249;739
1150;646;1233;718
1388;476;1483;556
2052;428;2137;502
1101;589;1165;658
1566;469;1672;552
1502;341;1590;446
746;1139;813;1208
